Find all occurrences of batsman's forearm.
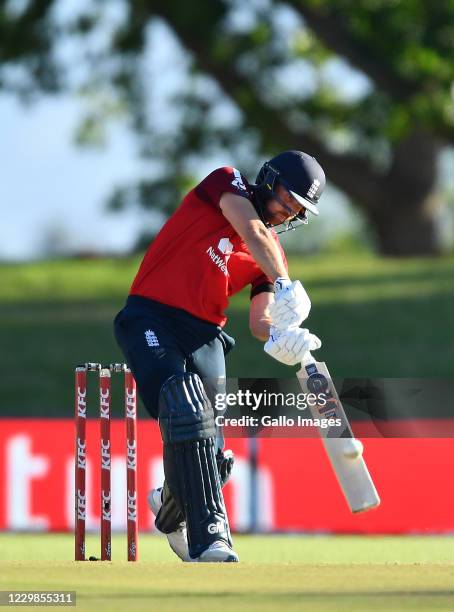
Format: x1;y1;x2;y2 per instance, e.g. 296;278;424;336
250;320;272;342
242;223;288;281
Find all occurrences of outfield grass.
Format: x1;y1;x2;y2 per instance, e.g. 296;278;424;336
1;253;453;415
1;535;454;611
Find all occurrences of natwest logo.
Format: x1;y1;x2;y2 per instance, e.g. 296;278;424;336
206;246;228;276
218;237;233;255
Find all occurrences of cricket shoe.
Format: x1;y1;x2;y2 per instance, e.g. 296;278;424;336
147;488;191;562
195;541;239;563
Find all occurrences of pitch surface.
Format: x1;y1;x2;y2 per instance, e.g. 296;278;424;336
1;535;453;611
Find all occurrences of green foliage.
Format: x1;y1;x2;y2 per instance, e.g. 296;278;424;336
4;2;451;165
1;0;453;253
0;0;59;96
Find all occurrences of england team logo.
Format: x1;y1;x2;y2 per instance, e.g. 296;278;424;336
231;168;247;192
307;179;320;199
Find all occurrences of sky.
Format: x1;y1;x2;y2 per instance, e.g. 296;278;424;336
0;0;148;260
0;93;145;260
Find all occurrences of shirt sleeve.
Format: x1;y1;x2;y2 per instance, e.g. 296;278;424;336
249;230;288;299
195;167;251;206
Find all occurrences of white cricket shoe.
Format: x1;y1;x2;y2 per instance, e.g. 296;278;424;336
147;488;191;562
196;541;239;563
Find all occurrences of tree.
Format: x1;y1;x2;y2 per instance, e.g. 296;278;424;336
2;0;454;254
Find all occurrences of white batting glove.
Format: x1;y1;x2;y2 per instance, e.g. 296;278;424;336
264;327;321;366
269;278;311;330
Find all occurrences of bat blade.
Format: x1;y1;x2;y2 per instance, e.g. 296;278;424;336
297;359;380;513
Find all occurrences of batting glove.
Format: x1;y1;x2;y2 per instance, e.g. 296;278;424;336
264;326;321;366
269;278;311;330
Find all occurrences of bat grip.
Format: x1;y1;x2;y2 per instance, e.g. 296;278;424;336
301;351;314;366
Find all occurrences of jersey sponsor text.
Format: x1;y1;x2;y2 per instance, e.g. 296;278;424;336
206;246;229;275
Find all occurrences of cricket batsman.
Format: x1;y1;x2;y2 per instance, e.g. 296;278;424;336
114;150;326;562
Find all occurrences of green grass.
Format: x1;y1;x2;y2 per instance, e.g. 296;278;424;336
1;253;454;415
1;535;454;611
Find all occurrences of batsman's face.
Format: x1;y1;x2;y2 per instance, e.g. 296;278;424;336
265;183;306;226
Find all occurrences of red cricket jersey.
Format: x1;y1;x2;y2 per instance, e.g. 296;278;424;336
130;167;287;326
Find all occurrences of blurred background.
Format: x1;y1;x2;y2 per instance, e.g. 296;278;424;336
1;0;454;538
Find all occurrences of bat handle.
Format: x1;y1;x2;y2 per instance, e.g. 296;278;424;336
301;351;314;366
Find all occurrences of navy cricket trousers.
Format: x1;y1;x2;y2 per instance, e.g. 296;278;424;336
113;296;235;420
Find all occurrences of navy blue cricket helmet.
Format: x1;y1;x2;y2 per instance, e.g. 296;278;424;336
254;150;326;229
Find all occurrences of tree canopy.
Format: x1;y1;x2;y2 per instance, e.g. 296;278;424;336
2;0;454;254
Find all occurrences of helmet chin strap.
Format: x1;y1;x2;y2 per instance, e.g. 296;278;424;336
251;185;272;225
273;216;308;234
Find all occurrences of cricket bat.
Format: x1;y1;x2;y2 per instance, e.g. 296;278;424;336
296;353;380;513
